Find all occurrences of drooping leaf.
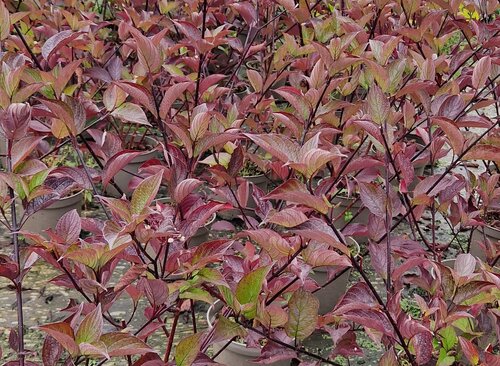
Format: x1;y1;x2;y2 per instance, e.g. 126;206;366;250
458;337;479;365
379;348;398;366
411;332;433;365
359;182;386;218
285;289;319;341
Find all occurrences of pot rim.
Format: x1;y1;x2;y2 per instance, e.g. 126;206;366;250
207;300;250;347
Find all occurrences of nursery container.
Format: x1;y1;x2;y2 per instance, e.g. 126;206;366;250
207;301;290;366
21;190;84;236
310;266;351;315
331;195;369;244
470;224;499;264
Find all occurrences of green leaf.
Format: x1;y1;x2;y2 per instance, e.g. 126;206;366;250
75;304;103;345
28;169;50;192
235;266;271;319
439;326;457;351
285;289;319;341
212;316;247;344
180;287;214;304
175;333;202;366
130;171;163;215
367;84;389;124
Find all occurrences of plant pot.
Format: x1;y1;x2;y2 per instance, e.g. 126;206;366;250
21;190;84;236
470;223;499;264
331;195;369;244
207;301;290;366
218;174;269;220
103;136;159;197
310;266;351;315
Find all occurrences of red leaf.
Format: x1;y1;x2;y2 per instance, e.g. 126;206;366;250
411;332;433;365
0;103;31;140
458;337;479;365
12;136;44;169
333;283;378;314
462;145;500;162
55;209;81;244
38;322;79;356
266;208;308;228
159;82;191;120
42;335;63;366
174;179;202;203
343;309;394;337
472;56;491;89
432;117;464;155
41;30;82;61
265;179;330;214
113;81;158;118
102;150;143;188
244;133;298;163
359;183;386;218
240;229;294;260
130;171;163;215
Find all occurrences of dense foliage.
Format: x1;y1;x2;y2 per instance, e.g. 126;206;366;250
0;0;499;365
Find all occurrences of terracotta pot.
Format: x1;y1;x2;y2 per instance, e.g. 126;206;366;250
218;174;269;220
310;266;351;315
207;301;290;366
104;136;159;197
21;190;84;236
